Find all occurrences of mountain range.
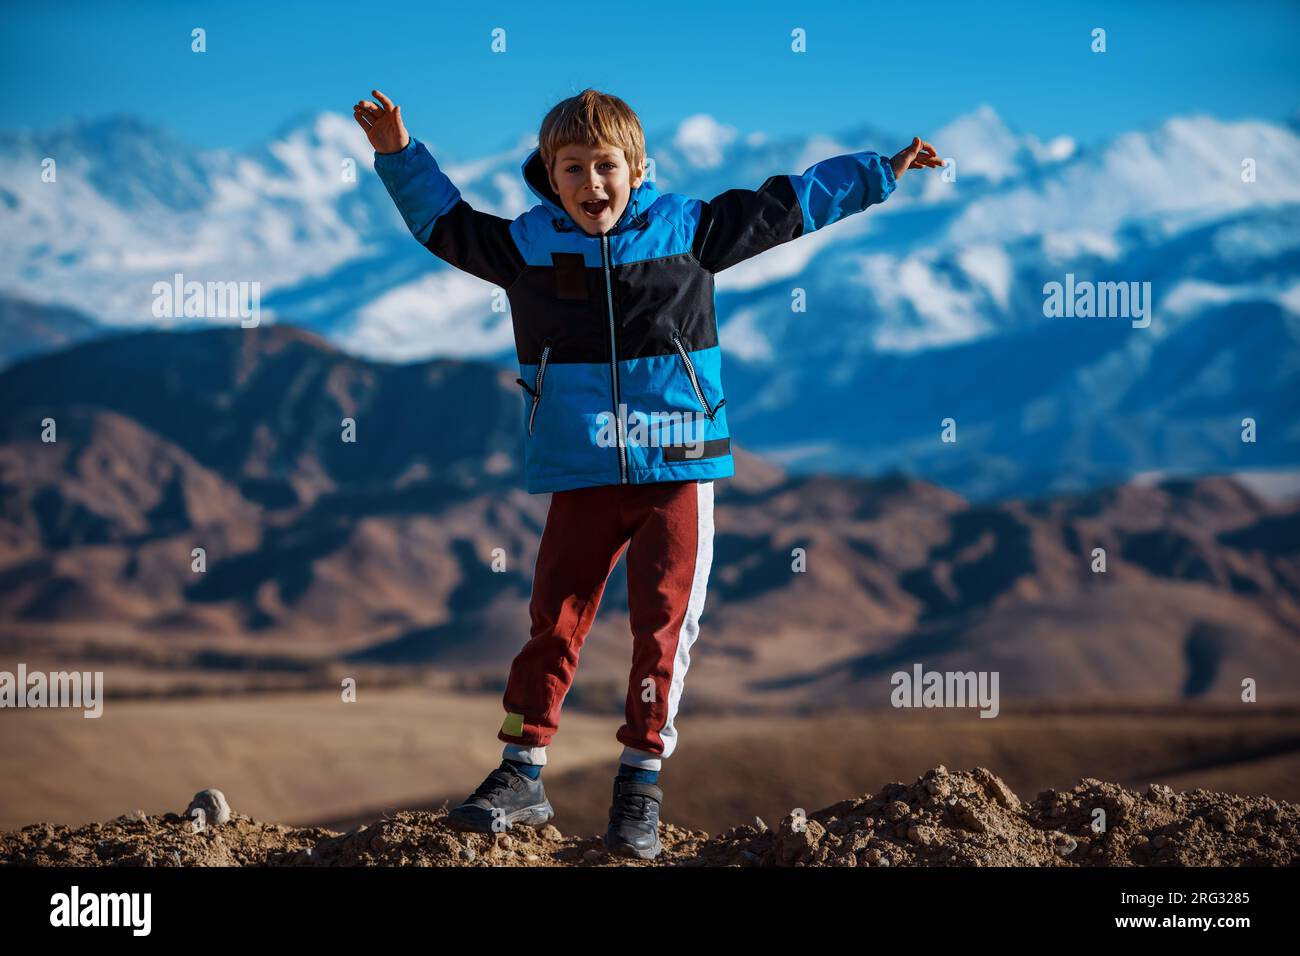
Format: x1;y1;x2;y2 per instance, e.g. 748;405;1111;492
1;325;1297;712
1;106;1298;501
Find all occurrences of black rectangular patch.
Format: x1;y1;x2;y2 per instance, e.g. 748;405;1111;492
551;252;588;300
662;437;731;462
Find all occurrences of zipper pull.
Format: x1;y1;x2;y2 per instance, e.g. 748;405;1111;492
515;377;537;398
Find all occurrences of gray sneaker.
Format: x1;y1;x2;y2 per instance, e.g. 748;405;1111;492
446;761;554;833
604;778;664;860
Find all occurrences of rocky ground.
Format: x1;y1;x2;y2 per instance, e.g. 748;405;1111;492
3;766;1296;867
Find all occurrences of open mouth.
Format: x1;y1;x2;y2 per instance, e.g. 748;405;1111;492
580;199;609;219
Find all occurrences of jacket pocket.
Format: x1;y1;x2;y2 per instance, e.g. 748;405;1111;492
671;328;725;422
516;339;553;437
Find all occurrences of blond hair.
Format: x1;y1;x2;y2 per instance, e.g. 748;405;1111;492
539;88;646;184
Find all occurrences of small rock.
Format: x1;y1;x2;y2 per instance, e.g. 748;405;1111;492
952;799;988;834
460;847;476;862
582;848;603;862
974;768;1022;810
1144;784;1174;804
907;824;936;847
775;817;825;866
1053;833;1077;857
185;789;232;827
125;809;146;823
540;825;563;841
753;816;768;833
922;767;952;798
883;801;911;822
525;853;540;861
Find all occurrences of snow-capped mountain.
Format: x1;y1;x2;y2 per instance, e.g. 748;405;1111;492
0;111;399;326
1;105;1297;500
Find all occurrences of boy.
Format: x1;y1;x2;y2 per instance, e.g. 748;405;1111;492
355;87;940;859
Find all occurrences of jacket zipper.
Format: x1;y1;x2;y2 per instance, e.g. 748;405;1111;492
671;328;724;421
516;339;552;438
601;236;628;483
529;342;551;436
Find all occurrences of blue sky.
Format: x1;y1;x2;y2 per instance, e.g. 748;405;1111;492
2;0;1297;157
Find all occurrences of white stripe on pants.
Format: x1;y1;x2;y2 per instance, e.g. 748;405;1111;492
619;478;715;771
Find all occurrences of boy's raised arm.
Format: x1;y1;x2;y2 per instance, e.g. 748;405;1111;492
357;91;524;289
690;138;939;274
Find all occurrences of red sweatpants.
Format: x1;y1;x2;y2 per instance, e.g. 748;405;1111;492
498;478;716;771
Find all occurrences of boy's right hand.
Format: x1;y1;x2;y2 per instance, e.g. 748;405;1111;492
353;89;410;154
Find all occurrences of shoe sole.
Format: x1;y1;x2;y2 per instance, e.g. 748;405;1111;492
604;834;663;860
446;800;554;834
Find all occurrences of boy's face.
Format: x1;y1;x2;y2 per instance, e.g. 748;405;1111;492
547;142;645;236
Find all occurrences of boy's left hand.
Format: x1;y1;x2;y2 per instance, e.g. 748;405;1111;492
891;137;943;179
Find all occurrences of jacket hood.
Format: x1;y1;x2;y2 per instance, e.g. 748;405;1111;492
520;145;658;235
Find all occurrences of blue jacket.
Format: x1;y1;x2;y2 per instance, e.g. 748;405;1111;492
374;134;896;493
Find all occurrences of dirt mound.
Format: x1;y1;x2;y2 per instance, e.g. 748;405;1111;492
0;812;332;867
3;767;1296;867
692;766;1297;867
